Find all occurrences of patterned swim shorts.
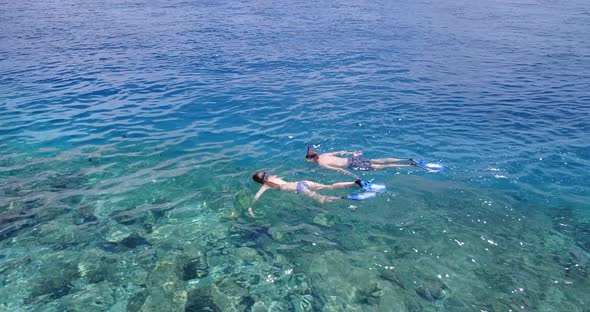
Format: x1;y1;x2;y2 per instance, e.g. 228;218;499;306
347;156;374;171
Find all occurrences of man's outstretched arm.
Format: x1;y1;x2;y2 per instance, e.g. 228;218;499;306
324;150;362;156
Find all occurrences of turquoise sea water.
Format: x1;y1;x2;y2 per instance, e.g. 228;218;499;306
1;0;589;311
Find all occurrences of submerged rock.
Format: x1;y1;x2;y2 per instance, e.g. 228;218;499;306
287;293;315;311
443;297;469;310
379;270;405;289
554;246;589;281
30;277;72;300
141;257;186;311
49;173;86;191
356;283;384;305
182;254;209;281
73;205;98;225
0;219;34;241
110;205;160;230
269;228;285;242
104;223;149;250
235;192;251;210
119;233;149;249
313;214;334;227
312;214;333;227
285;273;313;297
230;223;274;250
415;279;447;301
126;289;148;312
251;301;268;312
105;225;134;243
268;300;293;311
237;295;256;311
61;282;116;311
236;247;259;259
0;198;46;241
101;227;150;253
185;285;222;312
28;264;80;303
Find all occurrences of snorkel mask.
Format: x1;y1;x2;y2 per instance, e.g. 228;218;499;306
304;146;311;163
262;171;268;181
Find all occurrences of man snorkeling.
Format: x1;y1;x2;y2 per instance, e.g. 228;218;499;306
305;146;415;178
248;171;364;217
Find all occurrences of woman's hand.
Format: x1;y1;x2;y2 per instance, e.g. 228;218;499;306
353;150;363;157
248;207;255;217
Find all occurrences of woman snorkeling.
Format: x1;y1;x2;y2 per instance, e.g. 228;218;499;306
248;171;363;217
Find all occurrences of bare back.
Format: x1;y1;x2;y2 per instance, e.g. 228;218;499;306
317;154;348;168
265;176;298;192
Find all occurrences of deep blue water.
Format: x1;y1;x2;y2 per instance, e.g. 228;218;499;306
1;0;589;311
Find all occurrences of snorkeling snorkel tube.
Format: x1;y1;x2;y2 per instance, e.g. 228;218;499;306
304;146;311;163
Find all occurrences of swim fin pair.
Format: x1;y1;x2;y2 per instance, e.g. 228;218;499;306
355;179;387;192
347;192;378;201
347;180;386;201
412;159;445;173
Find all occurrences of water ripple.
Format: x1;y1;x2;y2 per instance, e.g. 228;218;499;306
1;0;589;310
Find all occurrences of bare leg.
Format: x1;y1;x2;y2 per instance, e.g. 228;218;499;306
308;181;357;191
370;158;411;164
372;164;413;170
303;190;342;204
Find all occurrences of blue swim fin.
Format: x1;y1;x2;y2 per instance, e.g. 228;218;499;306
413;160;444;173
364;182;386;193
357;180;387;193
347;192;377;201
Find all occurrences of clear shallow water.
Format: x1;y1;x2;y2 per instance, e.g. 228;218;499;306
1;0;589;310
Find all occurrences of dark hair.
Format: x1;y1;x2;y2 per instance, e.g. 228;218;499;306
252;172;266;184
305;151;319;161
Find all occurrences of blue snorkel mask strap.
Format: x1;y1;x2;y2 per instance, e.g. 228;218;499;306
262;171;267;180
304;146;311;163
